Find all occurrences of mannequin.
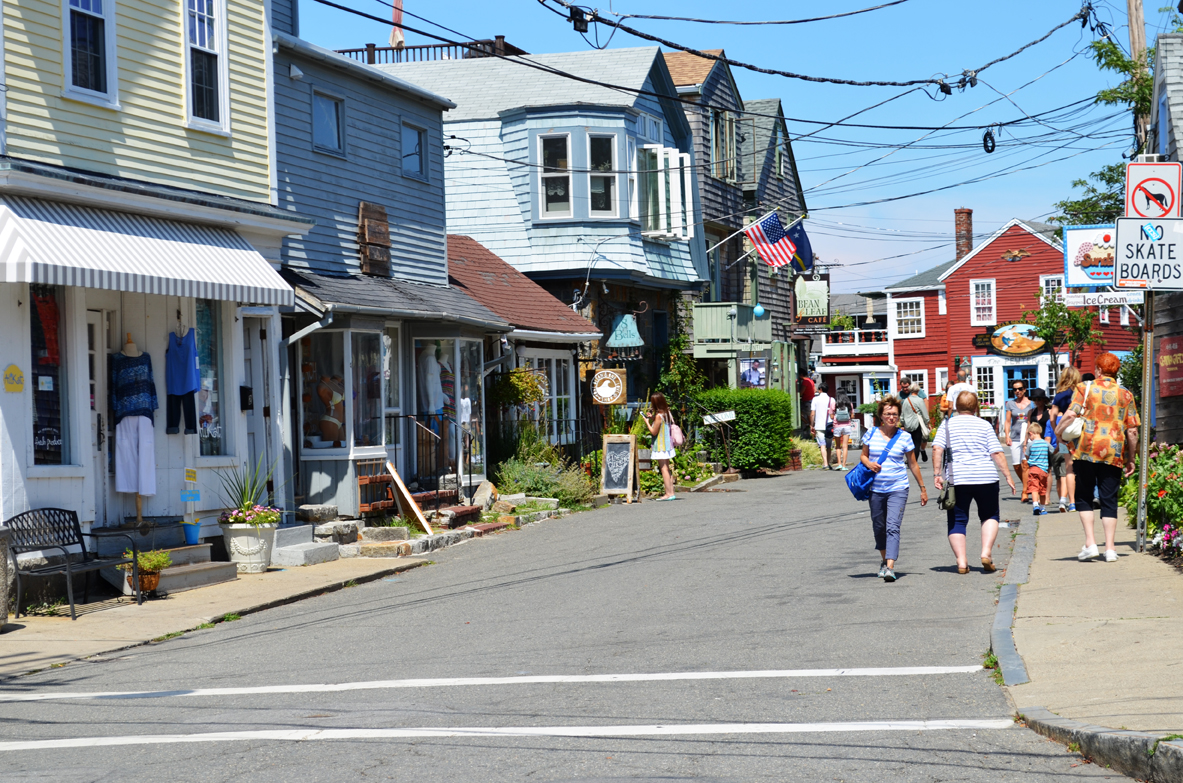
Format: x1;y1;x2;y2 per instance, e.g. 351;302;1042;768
317;375;345;445
417;344;444;414
122;333;141;358
112;332;156;525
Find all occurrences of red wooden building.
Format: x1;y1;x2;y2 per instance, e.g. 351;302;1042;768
829;209;1137;420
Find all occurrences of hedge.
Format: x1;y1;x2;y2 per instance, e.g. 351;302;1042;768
695;388;796;470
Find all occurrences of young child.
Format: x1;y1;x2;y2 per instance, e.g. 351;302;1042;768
1022;420;1052;515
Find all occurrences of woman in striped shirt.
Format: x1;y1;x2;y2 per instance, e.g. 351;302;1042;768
932;390;1016;574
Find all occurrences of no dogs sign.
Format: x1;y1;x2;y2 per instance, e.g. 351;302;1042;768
1126;162;1182;218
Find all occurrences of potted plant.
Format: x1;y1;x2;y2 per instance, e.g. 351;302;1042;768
119;549;172;594
217;457;283;574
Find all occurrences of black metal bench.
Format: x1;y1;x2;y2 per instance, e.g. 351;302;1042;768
6;508;142;620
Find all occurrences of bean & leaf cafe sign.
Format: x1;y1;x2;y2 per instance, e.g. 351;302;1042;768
971;321;1047;358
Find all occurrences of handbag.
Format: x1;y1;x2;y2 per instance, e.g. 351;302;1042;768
908;396;930;438
1059;381;1091;442
845;427;903;502
938;421;957;511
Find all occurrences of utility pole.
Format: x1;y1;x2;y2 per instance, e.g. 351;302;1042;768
1128;0;1149;151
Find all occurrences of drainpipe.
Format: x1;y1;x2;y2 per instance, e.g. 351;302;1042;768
277;308;334;524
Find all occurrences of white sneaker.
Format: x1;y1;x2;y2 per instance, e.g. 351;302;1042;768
1058;499;1068;513
1104;550;1118;562
1078;544;1099;561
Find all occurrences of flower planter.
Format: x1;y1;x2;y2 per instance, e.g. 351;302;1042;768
127;571;161;594
219;523;277;573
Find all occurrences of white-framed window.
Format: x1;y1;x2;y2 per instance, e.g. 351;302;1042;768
196;299;228;456
402;123;426;179
382;324;402;463
638;144;693;240
312;92;344;154
935;367;949;392
938;289;947;315
1039;274;1064;302
900;370;927;394
710;109;736;181
894;298;925;338
627;136;638;222
63;0;119;107
588;133;617;217
184;0;229;132
975;365;995;406
1099;305;1110;324
539;134;571;218
970;279;996;326
638;112;662;143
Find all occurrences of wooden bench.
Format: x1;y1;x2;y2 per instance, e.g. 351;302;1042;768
6;508;143;620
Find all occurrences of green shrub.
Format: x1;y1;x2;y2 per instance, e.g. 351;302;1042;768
791;436;824;468
119;549;173;574
494;422;596;508
696;388;795;470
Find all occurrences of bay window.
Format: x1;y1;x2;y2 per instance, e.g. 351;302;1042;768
30;285;71;465
638;145;693;240
540;135;571;217
300;332;346;450
588;134;616;216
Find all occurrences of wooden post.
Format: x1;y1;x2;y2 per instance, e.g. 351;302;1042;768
1127;0;1149;150
365;42;377;65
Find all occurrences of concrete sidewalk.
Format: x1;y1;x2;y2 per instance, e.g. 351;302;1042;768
1008;509;1183;734
0;558;426;680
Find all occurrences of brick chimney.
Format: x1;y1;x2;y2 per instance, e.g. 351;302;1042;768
954;208;973;261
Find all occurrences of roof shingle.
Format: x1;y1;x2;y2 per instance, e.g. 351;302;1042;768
662;49;724;87
446;235;599;335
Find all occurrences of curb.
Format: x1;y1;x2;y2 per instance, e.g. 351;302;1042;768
1021;707;1183;781
991;519;1035;686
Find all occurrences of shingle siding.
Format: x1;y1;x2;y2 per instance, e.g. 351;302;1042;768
274;47;448;285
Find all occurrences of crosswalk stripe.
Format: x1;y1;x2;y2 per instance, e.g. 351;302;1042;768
0;719;1017;752
0;665;985;703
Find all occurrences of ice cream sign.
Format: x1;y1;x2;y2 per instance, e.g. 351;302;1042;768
1062;225;1116;288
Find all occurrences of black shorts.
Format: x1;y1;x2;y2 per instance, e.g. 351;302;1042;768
906;426;926;448
1073;459;1122;518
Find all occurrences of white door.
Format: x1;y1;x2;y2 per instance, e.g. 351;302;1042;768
243;318;272;484
86;311;109;527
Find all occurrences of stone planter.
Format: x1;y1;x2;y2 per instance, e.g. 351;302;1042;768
219;524;277;573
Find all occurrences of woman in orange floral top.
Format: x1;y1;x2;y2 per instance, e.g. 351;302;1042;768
1055;353;1140;563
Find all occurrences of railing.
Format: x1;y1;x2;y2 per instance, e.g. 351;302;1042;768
336;36;526;65
821;330;888;356
487;418;591;476
692;303;773;345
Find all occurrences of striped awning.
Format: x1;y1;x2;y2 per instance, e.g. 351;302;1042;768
0;196;293;306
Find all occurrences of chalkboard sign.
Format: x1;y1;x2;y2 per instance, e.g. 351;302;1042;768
601;434;637;501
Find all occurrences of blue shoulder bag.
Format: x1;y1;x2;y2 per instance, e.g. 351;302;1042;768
845;427;903;502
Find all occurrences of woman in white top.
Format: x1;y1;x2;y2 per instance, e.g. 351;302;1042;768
931;390;1016;574
861;397;928;582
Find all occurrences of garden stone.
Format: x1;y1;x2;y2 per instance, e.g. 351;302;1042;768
313;521;358;544
296;504;337;523
492;500;517;514
360;526;409;542
338;544;361;558
473;481;498;510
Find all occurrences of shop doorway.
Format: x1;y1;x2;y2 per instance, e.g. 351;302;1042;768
1004;366;1039;401
836;375;860;407
242;318;272;493
86;310;110;528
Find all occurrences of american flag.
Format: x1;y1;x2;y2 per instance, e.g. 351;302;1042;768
744;213;796;268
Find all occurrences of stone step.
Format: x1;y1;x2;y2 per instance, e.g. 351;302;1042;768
439;505;481;528
100;559;238;596
274;525;314;548
165;544;212;567
357;541;405;558
271;541;340;567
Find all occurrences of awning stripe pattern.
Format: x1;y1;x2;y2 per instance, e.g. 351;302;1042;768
0;197;293;306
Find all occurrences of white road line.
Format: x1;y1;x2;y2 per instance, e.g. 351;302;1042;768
0;719;1016;752
0;665;984;703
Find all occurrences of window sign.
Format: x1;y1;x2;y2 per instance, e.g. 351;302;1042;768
30;285;69;465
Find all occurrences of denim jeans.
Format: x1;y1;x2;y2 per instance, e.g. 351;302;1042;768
870;489;909;561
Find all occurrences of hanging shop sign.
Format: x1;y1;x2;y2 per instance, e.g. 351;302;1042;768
793;275;829;328
1063;291;1144;307
605;314;644;348
1063;225;1116;288
1160;336;1183;398
971;321;1047;358
3;364;24;392
1114;218;1183;290
590;368;627;406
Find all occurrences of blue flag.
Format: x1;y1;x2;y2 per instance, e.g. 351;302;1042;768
786;220;813;274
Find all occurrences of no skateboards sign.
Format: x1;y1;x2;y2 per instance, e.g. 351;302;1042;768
1126;162;1182;218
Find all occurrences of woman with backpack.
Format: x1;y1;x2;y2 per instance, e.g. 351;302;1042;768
832;392;855;470
900;382;931;464
643;392;680;501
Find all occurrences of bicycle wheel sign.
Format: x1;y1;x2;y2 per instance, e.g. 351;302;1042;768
1126;162;1182;218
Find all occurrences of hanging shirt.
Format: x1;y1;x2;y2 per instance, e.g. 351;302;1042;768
166;329;201;396
110;353;159;425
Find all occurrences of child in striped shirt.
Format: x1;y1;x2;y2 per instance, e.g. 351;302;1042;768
1023;420;1052;515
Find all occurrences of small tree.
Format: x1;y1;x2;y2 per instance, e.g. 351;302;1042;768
1022;288;1105;368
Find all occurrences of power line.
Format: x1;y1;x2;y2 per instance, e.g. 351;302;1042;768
615;0;912;26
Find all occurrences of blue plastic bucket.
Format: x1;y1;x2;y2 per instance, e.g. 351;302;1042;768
182;522;201;546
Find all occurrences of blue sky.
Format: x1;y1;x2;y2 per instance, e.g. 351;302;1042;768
296;0;1165;292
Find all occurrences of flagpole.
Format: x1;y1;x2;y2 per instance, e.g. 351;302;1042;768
706;209;789;255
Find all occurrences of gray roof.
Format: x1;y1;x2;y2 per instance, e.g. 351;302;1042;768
275;34;455;109
740;99;783;169
1025;220;1061;244
830;292;886;316
883;259;959;291
377;48;666;122
281;268;509;330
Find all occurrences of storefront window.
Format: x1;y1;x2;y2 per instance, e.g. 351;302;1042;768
460;340;484;476
414;338;456;477
301;332;345;449
196;299;225;456
352;332;382;448
30;285;70;465
383;326;401;449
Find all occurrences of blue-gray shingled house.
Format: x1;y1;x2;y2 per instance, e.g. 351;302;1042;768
377;47;710;400
267;7;514;520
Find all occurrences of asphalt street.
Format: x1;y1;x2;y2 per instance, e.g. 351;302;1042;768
0;472;1120;781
